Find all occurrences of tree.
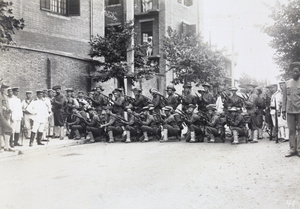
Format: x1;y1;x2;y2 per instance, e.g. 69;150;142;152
162;27;227;85
238;72;268;87
263;0;300;79
89;20;158;87
0;1;25;48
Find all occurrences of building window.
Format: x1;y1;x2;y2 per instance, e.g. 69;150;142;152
141;0;153;12
107;0;120;6
40;0;80;16
181;22;196;36
141;21;153;56
177;0;193;7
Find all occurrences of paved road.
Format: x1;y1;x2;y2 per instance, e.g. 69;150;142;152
1;139;300;209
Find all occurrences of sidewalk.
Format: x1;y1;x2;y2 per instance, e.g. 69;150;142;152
0;136;90;159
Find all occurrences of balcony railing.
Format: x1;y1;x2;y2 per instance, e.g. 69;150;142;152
135;0;159;15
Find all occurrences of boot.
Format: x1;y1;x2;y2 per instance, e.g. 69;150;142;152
208;134;215;143
258;128;263;139
4;134;14;152
248;129;252;141
9;134;14;148
189;131;196;143
125;131;131;143
14;133;22;146
88;132;95;143
160;129;168;142
59;127;64;140
74;130;81;140
37;132;44;145
232;130;239;144
108;131;114;143
251;130;258;143
284;127;289;141
142;132;149;142
29;132;36;147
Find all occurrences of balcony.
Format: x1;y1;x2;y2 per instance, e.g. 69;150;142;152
134;0;159;16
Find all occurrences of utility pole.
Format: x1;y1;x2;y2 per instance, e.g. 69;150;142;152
125;0;134;96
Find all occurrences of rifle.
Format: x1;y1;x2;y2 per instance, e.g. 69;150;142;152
274;99;279;143
124;95;136;103
110;113;128;124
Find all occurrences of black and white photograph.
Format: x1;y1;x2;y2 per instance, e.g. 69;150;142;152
1;0;300;208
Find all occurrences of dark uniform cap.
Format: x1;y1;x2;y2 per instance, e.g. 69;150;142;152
183;82;192;88
255;87;262;94
65;88;74;92
206;104;217;110
12;87;19;91
36;90;44;94
132;87;142;92
78;91;84;94
26;91;32;94
290;62;300;69
52;85;61;90
166;85;176;91
86;107;94;112
1;84;10;89
279;81;285;85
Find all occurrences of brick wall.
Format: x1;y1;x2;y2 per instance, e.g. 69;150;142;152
0;0;110;99
0;48;93;100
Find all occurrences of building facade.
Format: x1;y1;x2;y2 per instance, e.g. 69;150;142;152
105;0;202;96
0;0;105;98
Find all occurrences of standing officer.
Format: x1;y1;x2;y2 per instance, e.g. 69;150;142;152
9;87;23;147
90;85;108;113
21;91;34;139
26;90;50;146
282;62;300;157
51;85;66;140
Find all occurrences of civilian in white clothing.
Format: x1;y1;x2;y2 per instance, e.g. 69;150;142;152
26;90;50;147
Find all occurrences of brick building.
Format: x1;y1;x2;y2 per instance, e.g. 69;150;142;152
0;0;106;98
105;0;202;96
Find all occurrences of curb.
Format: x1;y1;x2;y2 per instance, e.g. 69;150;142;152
0;138;90;160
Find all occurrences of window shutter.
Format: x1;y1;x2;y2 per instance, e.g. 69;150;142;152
40;0;50;10
188;24;196;35
184;0;193;6
68;0;80;16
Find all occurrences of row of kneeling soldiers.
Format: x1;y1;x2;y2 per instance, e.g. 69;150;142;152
67;103;251;144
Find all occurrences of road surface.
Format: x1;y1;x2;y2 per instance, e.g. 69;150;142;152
0;139;300;209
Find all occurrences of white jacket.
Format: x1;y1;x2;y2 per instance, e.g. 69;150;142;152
26;99;50;123
8;96;23;121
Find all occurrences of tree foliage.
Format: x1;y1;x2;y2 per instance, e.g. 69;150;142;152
0;1;25;48
238;72;268;87
89;21;158;86
162;27;227;85
263;0;300;79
